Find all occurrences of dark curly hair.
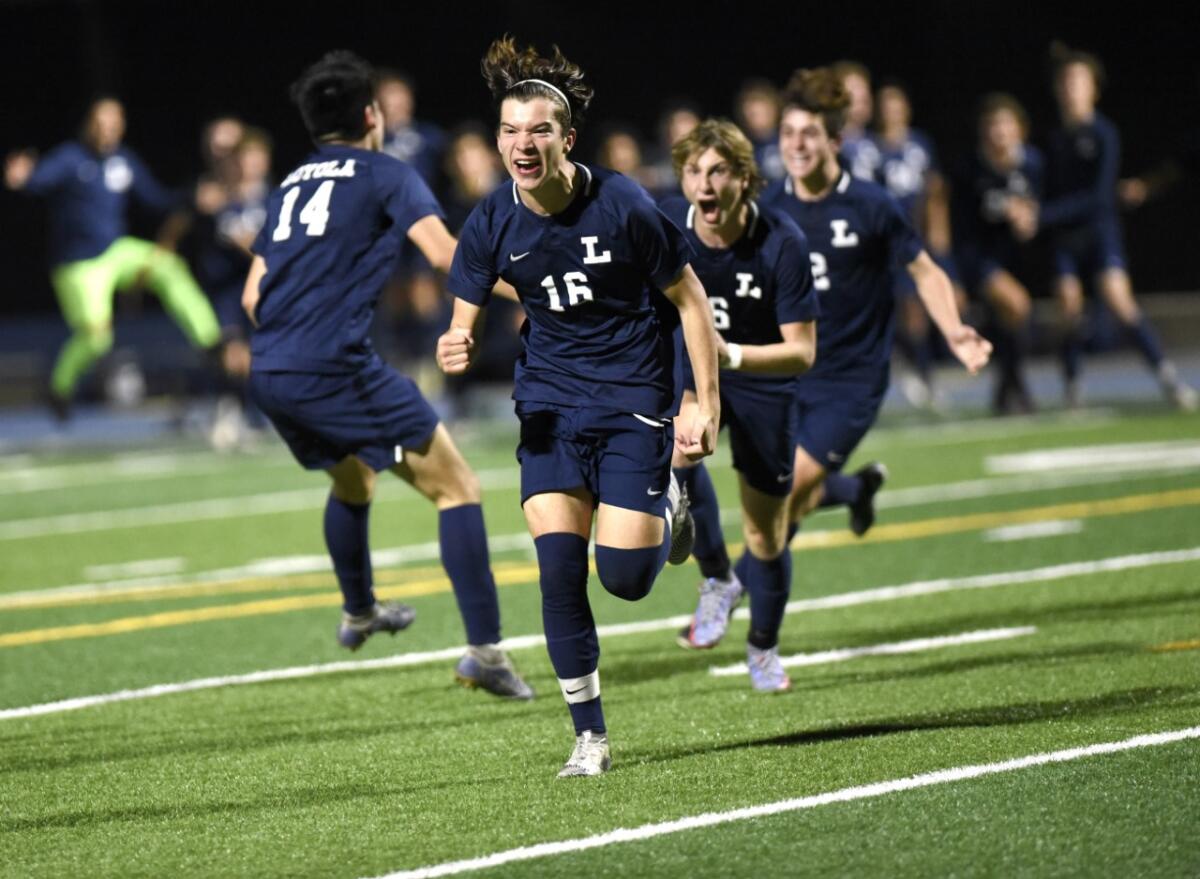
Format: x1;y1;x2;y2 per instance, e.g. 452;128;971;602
289;50;376;142
480;36;594;131
780;67;852;139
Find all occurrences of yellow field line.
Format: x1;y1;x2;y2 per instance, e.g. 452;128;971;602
791;486;1200;550
1150;639;1200;653
3;486;1199;649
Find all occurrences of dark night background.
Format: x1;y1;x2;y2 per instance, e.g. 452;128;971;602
3;0;1200;319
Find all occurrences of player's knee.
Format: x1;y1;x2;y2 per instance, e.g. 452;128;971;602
595;544;659;602
743;519;787;560
81;325;114;356
433;464;480;506
331;470;375;505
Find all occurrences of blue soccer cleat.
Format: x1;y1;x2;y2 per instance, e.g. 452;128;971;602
336;601;416;650
677;574;744;650
747;643;792;693
455;647;535;700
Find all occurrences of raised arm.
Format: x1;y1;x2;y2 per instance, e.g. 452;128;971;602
906;249;991;374
662;264;719;460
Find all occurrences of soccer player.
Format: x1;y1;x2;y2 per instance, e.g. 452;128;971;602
951;94;1041;414
873;81;959;410
765;68;990;624
661;119;818;691
4;97;222;420
734;79;786;182
437;37;720;777
241;51;532;701
1036;44;1196;409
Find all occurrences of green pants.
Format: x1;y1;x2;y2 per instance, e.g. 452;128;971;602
50;237;221;398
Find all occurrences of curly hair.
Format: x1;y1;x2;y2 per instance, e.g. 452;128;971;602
480;36;594;131
671;118;764;201
780;67;852;138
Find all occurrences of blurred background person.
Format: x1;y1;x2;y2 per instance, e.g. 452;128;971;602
734;77;785;181
873;79;960;411
951;93;1041;414
644;100;702;198
1036;43;1196;409
832;60;881;181
594;122;654;189
4;97;221;421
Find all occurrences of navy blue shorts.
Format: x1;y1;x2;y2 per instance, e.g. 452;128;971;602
1054;222;1127;280
249;363;440;472
515;402;673;515
718;379;796;497
792;380;884;473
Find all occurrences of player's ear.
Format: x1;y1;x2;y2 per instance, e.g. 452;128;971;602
564;127;577;154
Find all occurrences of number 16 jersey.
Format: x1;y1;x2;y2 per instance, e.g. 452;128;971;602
250;144;443;373
448;164;691;419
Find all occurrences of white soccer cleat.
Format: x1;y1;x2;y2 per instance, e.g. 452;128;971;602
557;730;612;778
677;574;744;649
747;643;792;693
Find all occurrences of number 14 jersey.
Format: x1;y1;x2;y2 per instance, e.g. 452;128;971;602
250;144;443;373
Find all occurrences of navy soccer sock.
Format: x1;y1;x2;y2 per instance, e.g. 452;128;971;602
1126;317;1165;370
673;463;730;579
819;471;861;509
595;538;668;602
1061;325;1085;382
324;495;374;615
744;551;793;650
535;532;604;734
439;504;502;646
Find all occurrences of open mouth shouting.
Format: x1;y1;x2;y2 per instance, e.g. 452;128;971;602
512;155;543;182
696;195;723;225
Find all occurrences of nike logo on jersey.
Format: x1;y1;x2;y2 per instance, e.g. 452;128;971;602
776;472;793;483
827;451;846;464
647;488;663;496
509;251;531;262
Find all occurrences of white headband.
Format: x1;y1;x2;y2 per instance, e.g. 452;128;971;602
510;78;572;122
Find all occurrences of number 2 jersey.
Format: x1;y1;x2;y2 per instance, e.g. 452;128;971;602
762;171;924;393
658;195;819;396
448;163;690;419
250;144;443;373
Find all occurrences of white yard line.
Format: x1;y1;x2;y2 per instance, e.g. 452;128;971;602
82;557;187;581
985;440;1200;474
4;547;1198;721
984;520;1083;543
3;449;1190;544
709;627;1036;676
365;726;1200;879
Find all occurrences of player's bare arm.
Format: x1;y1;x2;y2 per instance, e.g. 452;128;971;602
663;265;720;459
241;254;267;328
724;320;816;374
907;249;992;374
437;297;485;375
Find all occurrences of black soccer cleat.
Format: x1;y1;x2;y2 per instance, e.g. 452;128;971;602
848;462;888;537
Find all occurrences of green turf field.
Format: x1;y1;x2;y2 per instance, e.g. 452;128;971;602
2;406;1199;878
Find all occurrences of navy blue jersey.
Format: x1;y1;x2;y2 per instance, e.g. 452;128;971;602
22;141;179;266
250;145;443;373
951;146;1044;278
874;129;938;222
1041;112;1120;232
763;172;924;388
840;132;882;182
382;121;447;190
448;164;690;418
196;185;269;306
659;195;818;394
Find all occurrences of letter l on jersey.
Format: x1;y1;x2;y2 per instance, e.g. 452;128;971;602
581;236;612;264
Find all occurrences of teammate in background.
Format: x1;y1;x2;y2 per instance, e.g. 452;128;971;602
4;97;222;420
662;120;818;691
873;80;959;410
1031;44;1196;409
438;37;719;777
952;94;1042;414
377;70;449;381
831;60;880;181
595;124;654;190
734;79;786;182
645;100;703;197
242;51;533;700
766;69;990;546
194;129;274;448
